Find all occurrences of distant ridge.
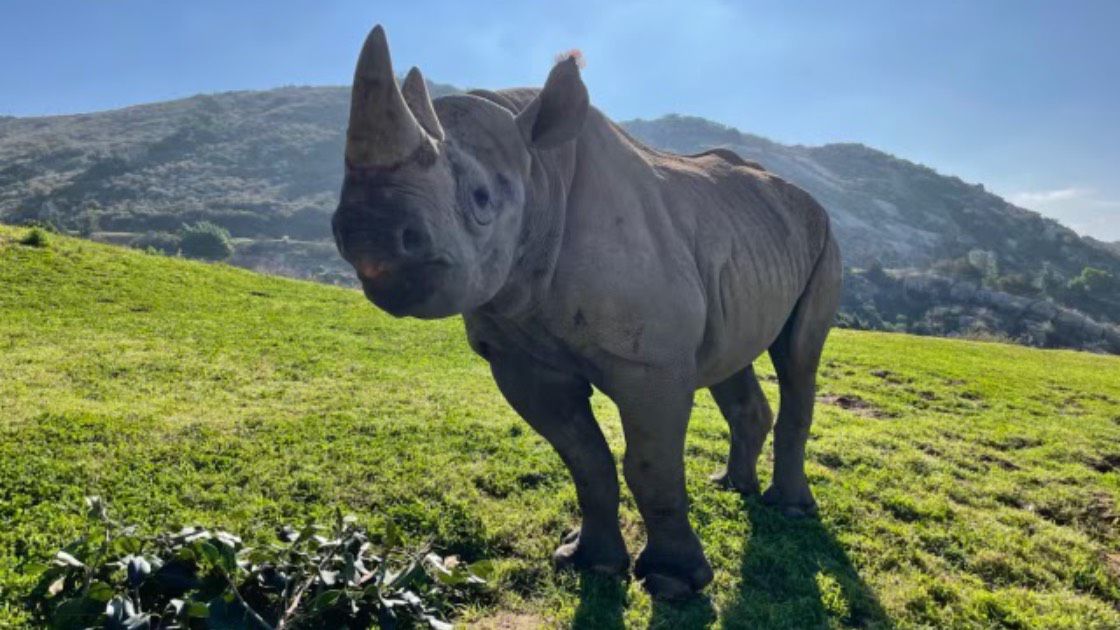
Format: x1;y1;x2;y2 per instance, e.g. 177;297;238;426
1;84;1117;351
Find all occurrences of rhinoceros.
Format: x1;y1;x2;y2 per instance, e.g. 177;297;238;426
332;25;841;599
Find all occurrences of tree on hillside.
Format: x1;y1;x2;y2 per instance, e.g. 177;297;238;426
864;260;890;285
179;221;233;261
1035;262;1065;299
932;254;982;283
967;249;1000;288
1068;267;1117;297
995;272;1037;297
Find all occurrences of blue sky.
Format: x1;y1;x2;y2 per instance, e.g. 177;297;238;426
2;1;1118;240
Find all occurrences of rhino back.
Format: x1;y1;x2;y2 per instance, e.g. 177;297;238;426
546;107;826;382
467;90;832;386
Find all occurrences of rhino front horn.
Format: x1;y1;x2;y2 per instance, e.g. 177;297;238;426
346;25;431;168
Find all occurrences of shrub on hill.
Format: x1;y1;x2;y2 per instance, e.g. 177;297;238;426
180;221;233;261
18;227;50;248
130;231;181;255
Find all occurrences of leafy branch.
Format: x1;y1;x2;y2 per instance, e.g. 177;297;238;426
28;497;493;629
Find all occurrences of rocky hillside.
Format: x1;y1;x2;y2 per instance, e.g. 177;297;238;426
2;86;1118;351
624;116;1120;278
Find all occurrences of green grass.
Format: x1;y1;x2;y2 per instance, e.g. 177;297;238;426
2;224;1119;629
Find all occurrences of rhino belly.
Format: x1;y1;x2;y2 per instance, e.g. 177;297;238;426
693;260;804;387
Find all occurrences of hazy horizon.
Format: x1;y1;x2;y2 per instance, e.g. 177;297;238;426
2;0;1118;240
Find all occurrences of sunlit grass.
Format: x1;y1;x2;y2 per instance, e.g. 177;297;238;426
2;225;1118;628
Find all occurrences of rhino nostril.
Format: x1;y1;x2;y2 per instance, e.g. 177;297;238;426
400;227;423;254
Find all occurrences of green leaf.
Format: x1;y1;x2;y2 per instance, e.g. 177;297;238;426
246;547;273;564
206;596;252;630
389;557;424;590
467;560;495;581
340;551;358;584
311;589;343;611
185;600;210;618
297;522;318;543
217;542;238;574
87;580;115;603
51;596;101;630
192;540;221;568
432;567;467;586
383;519;402;549
112;536;143;556
154;560;200;592
426;553;467;586
24;562;50;577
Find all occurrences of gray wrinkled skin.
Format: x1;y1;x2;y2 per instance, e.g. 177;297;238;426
333;26;842;600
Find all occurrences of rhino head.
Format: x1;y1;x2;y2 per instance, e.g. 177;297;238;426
333;25;589;318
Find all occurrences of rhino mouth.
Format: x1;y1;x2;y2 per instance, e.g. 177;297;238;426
358;258;453;317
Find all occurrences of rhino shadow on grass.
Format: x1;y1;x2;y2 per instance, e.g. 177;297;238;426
721;500;891;629
569;499;891;629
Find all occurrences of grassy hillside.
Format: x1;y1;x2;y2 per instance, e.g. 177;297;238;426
2;225;1119;628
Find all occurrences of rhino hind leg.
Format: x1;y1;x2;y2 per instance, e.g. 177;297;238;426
488;353;629;576
709;364;774;495
763;237;842;518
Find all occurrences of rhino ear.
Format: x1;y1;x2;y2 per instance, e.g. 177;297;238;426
516;55;589;149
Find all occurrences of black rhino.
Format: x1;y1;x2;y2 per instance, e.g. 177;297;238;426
332;25;842;599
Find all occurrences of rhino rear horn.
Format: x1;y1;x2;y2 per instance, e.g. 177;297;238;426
402;67;445;142
346;25;431;168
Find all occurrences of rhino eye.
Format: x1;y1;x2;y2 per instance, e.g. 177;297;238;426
472;186;490;208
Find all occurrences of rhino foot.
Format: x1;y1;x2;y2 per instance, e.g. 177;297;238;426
634;544;713;601
761;484;818;518
709;468;761;496
552;527;629;576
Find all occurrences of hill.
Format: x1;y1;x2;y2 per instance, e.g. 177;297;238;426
3;225;1120;628
1;86;1119;351
623;116;1119;275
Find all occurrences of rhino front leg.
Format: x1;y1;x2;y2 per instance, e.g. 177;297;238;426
709;363;773;495
608;367;713;600
489;354;629;576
